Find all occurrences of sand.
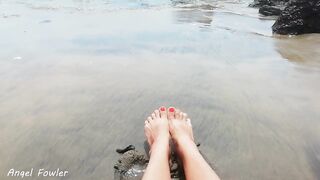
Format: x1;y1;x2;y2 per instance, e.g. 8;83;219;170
0;0;320;179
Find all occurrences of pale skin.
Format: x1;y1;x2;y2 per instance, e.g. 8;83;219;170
143;106;220;180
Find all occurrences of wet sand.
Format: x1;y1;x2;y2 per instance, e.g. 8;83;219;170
0;0;320;179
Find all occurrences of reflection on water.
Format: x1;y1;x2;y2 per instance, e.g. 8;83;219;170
173;4;214;26
175;9;213;26
0;0;320;180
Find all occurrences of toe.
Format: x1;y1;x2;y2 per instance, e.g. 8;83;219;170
159;106;167;119
182;113;187;120
175;109;181;119
151;113;156;119
168;107;175;120
145;123;151;129
186;118;192;126
154;110;160;118
147;116;152;123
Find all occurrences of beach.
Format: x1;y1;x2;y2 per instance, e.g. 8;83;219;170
0;0;320;179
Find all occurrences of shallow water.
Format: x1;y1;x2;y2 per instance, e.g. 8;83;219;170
0;0;320;179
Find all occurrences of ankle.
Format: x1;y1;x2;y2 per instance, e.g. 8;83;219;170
174;135;195;147
150;138;170;155
175;136;199;158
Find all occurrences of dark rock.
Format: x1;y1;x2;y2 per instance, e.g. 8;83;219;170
250;0;290;16
259;5;283;16
272;0;320;35
116;145;135;154
114;149;148;174
250;0;290;8
250;0;275;7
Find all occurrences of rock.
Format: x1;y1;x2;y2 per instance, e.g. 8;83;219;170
259;5;283;16
114;149;148;174
272;0;320;35
250;0;290;16
116;145;135;154
250;0;290;8
250;0;275;7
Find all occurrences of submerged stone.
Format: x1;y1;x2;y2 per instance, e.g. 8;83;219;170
114;148;148;180
114;146;148;174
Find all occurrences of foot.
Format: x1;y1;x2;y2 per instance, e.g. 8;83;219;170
144;107;170;155
167;107;196;155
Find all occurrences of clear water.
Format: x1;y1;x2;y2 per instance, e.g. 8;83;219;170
0;0;320;180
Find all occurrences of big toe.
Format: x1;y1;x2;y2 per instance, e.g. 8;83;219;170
159;106;167;119
168;107;175;120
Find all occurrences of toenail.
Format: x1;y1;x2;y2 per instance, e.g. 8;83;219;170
160;106;166;111
169;107;175;112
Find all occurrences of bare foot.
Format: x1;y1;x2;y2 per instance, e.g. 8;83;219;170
168;107;221;180
167;107;196;155
144;107;170;155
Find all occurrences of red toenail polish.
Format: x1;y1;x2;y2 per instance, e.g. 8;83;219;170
160;107;166;111
169;107;175;112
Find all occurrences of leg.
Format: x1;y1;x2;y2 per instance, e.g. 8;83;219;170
168;107;220;180
142;107;171;180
